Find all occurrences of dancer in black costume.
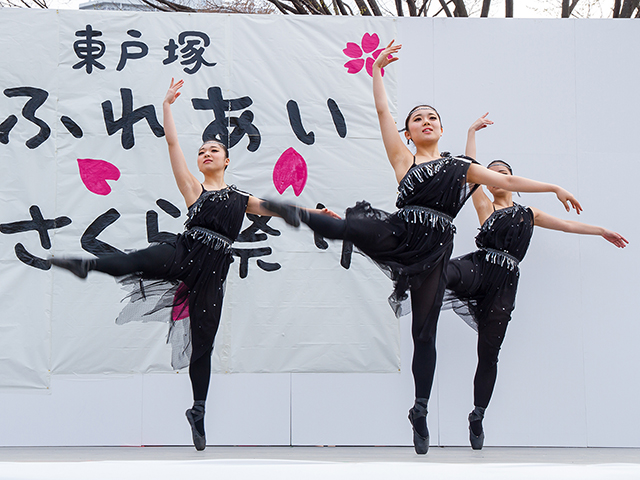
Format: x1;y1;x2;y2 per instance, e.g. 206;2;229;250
49;79;306;451
264;42;583;454
444;114;628;450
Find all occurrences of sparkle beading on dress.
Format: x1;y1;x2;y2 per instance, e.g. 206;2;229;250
186;186;234;227
482;247;519;271
481;203;521;232
398;205;456;233
185;226;233;252
397;157;448;202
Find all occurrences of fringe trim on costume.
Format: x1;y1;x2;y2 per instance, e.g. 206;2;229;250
482;248;519;271
398;205;456;233
186;185;235;227
397;158;449;201
481;203;524;232
186;226;233;252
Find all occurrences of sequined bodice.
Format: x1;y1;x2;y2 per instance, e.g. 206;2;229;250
185;185;248;242
475;203;534;262
396;153;476;219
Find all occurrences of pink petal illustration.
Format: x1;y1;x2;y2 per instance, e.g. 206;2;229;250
273;147;308;197
343;42;363;59
366;57;376;77
372;48;384;59
344;58;365;74
172;283;189;322
361;33;380;54
77;158;121;195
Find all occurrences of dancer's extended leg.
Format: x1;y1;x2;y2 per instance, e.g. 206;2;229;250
303;211;347;239
51;244;176;279
93;244;176;276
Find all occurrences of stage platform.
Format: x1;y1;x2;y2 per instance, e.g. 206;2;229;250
1;446;639;479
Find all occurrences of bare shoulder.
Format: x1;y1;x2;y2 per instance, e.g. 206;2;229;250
393;152;416;183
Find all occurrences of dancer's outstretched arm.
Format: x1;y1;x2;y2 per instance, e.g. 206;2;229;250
163;78;202;208
372;41;414;182
467;164;582;214
531;208;628;248
247;196;279;216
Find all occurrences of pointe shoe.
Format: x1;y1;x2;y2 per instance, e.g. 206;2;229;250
185;401;206;451
261;199;302;227
49;257;93;279
408;399;429;455
468;407;485;450
469;426;485;450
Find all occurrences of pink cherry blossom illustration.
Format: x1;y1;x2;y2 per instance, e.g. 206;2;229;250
77;158;121;195
361;33;379;53
273;147;307;196
342;33;387;77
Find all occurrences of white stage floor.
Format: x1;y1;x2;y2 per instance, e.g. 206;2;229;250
1;447;639;480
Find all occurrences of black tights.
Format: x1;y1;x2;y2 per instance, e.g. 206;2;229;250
189;347;213;401
410;262;445;400
92;244;214;403
92;243;176;277
304;210;443;402
303;211;347;240
474;312;509;408
446;259;511;409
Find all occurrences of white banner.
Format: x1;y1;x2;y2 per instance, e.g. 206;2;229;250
0;10;401;388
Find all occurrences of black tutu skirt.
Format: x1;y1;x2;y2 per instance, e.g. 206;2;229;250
115;186;248;369
343;201;455;339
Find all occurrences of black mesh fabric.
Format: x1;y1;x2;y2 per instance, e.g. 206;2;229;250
444;203;535;331
341;153;478;340
114;186;249;369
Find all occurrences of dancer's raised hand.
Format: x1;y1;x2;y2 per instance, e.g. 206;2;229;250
373;40;402;71
469;113;493;132
164;78;184;105
466;113;493;159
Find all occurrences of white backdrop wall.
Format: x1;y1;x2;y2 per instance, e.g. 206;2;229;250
0;12;638;447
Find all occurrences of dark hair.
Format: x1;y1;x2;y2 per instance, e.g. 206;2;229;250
200;139;229;159
487;159;513;175
403;104;443;133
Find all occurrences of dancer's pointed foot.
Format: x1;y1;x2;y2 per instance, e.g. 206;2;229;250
186;401;206;451
408;398;429;455
49;257;94;279
468;406;485;450
261;199;304;227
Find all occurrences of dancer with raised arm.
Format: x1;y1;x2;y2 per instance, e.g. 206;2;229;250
50;79;303;451
264;42;582;454
444;115;628;450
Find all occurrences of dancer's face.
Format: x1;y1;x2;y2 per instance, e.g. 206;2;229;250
487;163;511;196
197;141;229;173
404;108;443;146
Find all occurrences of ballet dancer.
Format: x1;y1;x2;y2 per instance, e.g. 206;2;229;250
49;79;319;451
444;114;627;450
263;42;582;454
